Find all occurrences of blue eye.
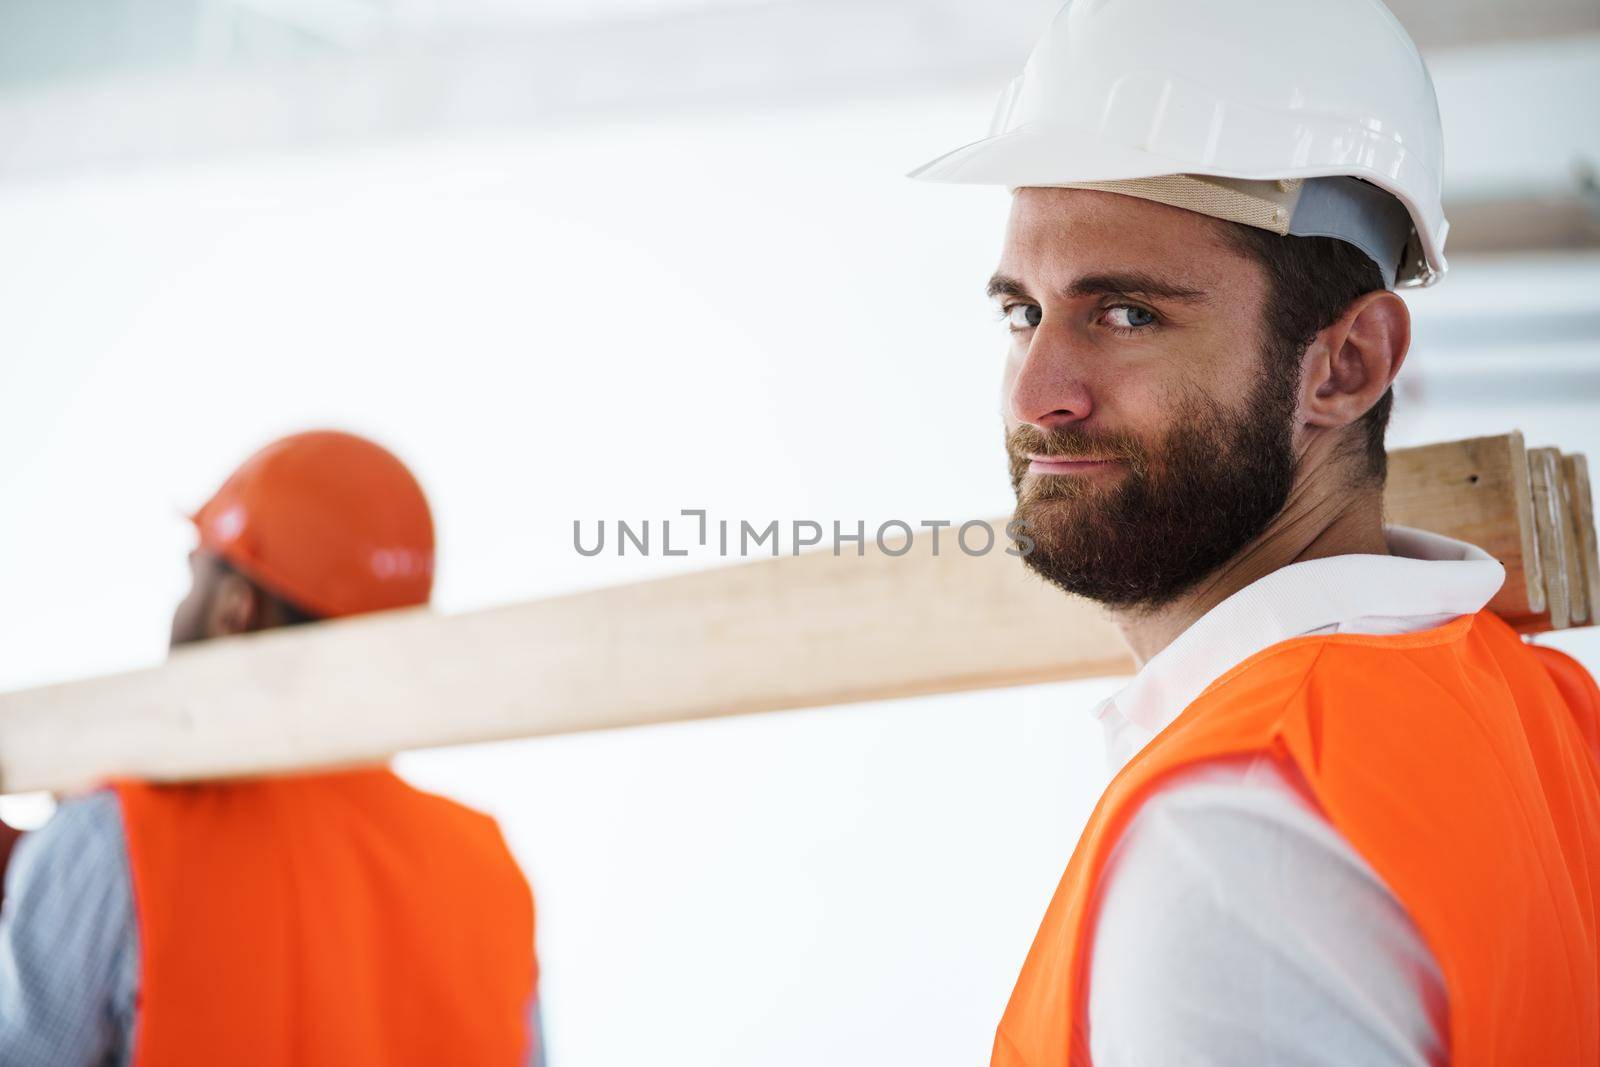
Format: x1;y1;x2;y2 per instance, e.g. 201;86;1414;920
1104;305;1156;329
1005;304;1042;330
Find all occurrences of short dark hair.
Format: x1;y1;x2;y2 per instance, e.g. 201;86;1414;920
1221;225;1392;487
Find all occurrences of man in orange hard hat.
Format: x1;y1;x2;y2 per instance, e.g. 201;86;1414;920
0;430;547;1066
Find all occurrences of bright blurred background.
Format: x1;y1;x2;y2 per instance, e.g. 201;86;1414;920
1;2;1598;1064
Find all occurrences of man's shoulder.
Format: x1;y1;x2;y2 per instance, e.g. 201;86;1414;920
1137;617;1497;810
357;772;523;870
377;771;501;828
1110;757;1342;868
1198;611;1491;719
1090;759;1447;1067
7;789;132;905
24;790;128;858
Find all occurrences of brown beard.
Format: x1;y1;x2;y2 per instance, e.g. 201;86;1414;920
1006;373;1298;610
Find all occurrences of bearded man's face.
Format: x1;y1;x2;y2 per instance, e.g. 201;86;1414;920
993;187;1303;611
1007;375;1297;607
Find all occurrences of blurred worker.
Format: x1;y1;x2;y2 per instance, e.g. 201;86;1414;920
914;1;1600;1064
0;430;546;1066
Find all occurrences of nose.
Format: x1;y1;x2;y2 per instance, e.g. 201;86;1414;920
1005;326;1094;430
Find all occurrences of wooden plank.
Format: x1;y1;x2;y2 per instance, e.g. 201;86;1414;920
1562;454;1599;625
1555;451;1587;625
0;534;1132;795
1556;452;1587;626
0;432;1569;794
1528;447;1572;629
1384;431;1544;621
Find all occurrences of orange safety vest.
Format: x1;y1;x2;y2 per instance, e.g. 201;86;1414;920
994;609;1600;1067
112;768;536;1067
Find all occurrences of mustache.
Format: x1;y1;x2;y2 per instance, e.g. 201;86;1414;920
1006;424;1146;466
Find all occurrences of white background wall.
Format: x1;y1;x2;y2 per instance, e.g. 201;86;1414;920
2;31;1599;1067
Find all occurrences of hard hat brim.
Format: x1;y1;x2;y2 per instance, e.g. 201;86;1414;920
908;124;1448;287
909;124;1189;187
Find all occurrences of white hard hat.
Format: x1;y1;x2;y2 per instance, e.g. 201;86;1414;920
910;0;1449;287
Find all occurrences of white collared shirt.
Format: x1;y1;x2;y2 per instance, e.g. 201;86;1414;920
1086;526;1505;1067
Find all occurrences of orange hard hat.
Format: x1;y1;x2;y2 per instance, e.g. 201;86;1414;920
190;431;434;618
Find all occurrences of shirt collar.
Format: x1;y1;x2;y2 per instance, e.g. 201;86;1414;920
1094;525;1506;771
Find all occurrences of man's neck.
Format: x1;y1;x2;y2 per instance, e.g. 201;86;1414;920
1111;479;1390;668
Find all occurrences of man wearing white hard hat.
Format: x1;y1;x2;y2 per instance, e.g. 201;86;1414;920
913;2;1600;1065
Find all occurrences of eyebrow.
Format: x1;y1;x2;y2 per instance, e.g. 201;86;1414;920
986;271;1208;304
986;274;1031;301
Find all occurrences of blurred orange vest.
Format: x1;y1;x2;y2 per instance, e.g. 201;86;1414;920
112;769;535;1067
994;610;1600;1067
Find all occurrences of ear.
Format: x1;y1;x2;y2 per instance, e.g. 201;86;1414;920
207;571;263;638
1298;290;1410;431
